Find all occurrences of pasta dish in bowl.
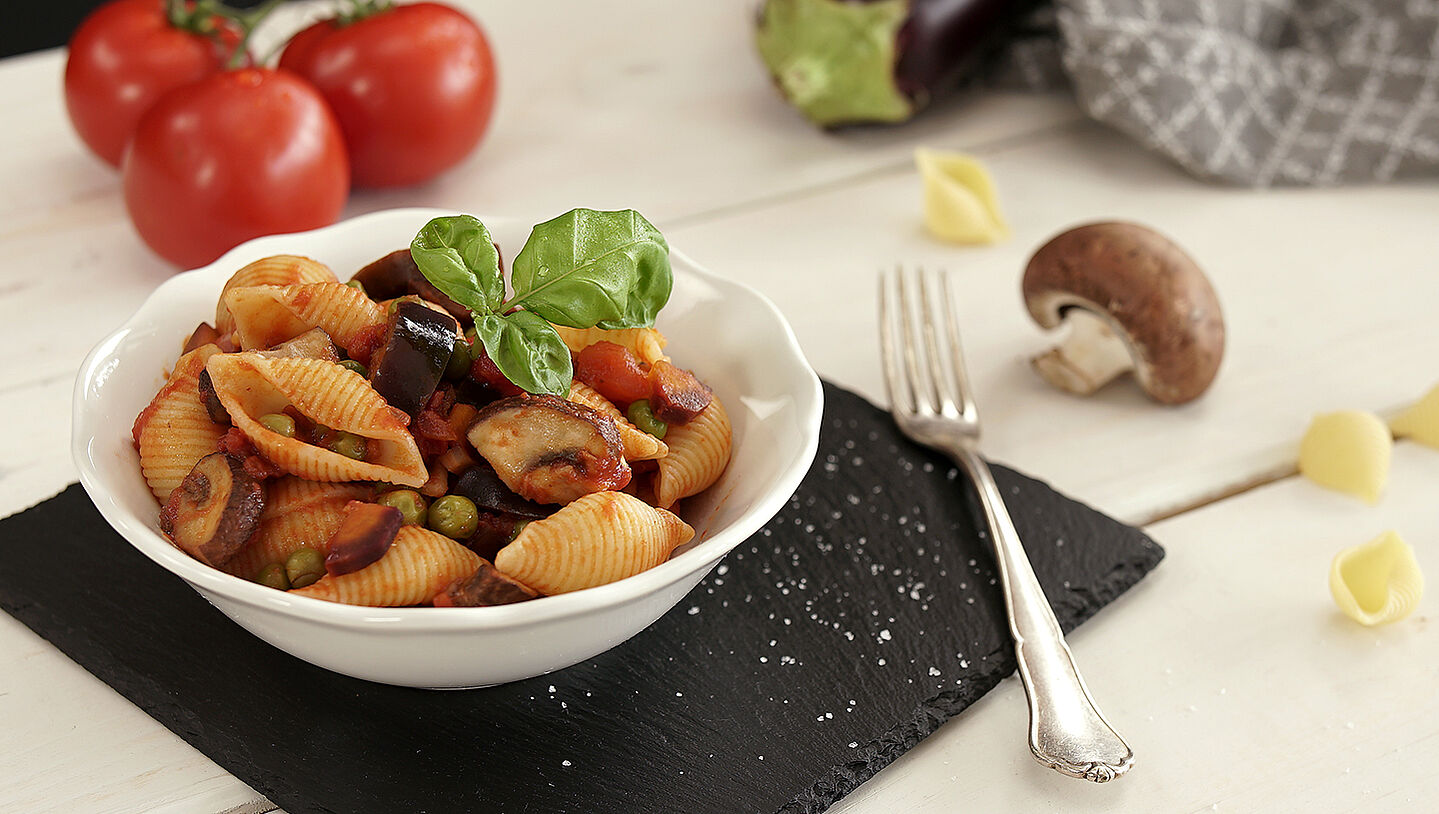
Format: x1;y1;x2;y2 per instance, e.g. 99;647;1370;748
72;208;822;688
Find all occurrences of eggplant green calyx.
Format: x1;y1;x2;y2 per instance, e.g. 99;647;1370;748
755;0;913;127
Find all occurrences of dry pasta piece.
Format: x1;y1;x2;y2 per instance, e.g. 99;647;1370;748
654;395;731;509
133;343;226;502
553;325;667;365
225;282;384;358
495;491;693;594
290;525;482;606
1390;382;1439;448
215;255;336;335
1329;530;1424;626
221;479;372;580
206;353;427;487
1298;410;1391;504
566;379;667;461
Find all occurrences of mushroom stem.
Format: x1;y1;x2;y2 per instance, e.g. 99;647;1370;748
1030;309;1135;396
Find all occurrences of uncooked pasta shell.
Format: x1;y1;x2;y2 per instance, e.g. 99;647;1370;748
222;479;373;580
654;395;732;509
206;353;427;487
553;325;667;365
225;282;384;358
1329;530;1424;626
216;256;336;335
495;491;694;594
134;344;226;502
291;525;482;606
567;379;668;461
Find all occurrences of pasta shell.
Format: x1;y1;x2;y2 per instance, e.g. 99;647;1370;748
1298;410;1392;504
206;353;427;487
291;526;482;606
553;325;667;365
134;344;226;502
915;148;1010;245
222;479;373;580
225;282;384;358
654;395;732;509
216;256;336;335
1390;382;1439;449
566;380;668;461
1330;530;1424;626
495;491;694;594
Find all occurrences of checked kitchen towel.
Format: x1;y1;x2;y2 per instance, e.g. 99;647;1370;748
991;0;1439;186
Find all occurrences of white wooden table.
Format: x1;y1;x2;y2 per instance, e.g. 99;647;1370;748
2;2;1437;812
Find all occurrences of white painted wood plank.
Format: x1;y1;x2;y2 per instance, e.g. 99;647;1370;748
830;441;1439;814
667;120;1439;524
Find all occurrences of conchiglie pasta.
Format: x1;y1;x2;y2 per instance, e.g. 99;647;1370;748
221;479;373;580
216;255;337;335
1329;530;1425;626
654;395;732;509
133;343;226;502
566;380;667;461
225;282;384;357
290;526;482;606
206;353;427;487
553;325;667;365
495;491;694;594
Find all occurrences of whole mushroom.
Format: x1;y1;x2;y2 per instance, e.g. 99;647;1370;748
1022;222;1224;405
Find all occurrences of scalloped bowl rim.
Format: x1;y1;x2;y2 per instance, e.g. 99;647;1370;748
72;208;823;635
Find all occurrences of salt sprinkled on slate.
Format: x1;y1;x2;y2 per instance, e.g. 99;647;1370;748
0;383;1163;814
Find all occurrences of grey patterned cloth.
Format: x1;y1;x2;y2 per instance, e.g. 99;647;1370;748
987;0;1439;186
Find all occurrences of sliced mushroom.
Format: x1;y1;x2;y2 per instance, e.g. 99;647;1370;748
324;501;403;576
1022;222;1225;405
466;395;631;505
159;453;265;566
196;369;230;425
431;560;540;606
648;360;713;425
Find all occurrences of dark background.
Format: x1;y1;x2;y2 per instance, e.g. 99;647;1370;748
1;1;276;59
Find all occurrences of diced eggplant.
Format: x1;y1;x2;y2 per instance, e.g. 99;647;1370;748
466;395;631;505
453;463;553;519
433;560;540;606
258;327;339;363
460;510;529;561
183;322;222;354
324;501;403;576
159;453;265;566
196;369;230;425
648;360;713;425
368;300;459;417
350;249;472;325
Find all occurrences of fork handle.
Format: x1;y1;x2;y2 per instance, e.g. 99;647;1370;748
948;445;1135;782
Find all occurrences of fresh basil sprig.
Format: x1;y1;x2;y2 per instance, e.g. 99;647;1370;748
409;209;673;397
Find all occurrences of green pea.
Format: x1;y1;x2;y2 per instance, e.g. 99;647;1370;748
378;489;429;527
444;337;472;380
256;562;290;591
328;431;368;461
345;279;367;296
508;520;530;543
340;359;367;377
258;413;297;438
284;547;325;589
428;495;479;540
627;399;668;439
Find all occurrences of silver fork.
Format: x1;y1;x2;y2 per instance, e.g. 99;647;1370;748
878;266;1134;783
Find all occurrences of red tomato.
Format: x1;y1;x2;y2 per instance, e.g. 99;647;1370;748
279;3;497;188
122;69;350;269
64;0;241;167
574;342;652;405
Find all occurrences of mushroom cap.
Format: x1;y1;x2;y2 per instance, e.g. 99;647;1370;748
1022;221;1224;405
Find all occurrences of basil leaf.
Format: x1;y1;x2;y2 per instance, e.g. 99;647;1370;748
508;208;672;330
410;215;506;315
473;311;572;397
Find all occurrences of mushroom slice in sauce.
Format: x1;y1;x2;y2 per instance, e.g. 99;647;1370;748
466;395;631;505
159;452;265;567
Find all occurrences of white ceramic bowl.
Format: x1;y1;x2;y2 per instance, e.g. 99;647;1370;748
73;208;823;688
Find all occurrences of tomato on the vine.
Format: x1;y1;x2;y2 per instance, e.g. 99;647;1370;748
279;2;497;188
64;0;243;168
122;68;350;269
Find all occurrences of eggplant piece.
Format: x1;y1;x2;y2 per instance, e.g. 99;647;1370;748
258;327;340;363
460;510;530;561
467;395;631;505
324;501;403;576
452;463;554;519
648;360;714;425
159;453;265;566
196;369;230;425
433;561;540;606
755;0;1043;127
183;322;222;354
350;250;473;325
368;300;459;417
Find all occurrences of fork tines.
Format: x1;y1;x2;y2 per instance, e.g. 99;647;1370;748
878;266;976;424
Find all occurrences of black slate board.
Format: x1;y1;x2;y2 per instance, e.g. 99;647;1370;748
0;382;1162;814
